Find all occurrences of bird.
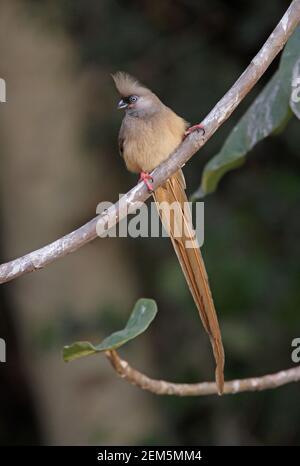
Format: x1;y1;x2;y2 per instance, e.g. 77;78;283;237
112;72;225;394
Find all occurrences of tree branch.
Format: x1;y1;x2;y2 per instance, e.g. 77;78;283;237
1;0;300;285
106;350;300;396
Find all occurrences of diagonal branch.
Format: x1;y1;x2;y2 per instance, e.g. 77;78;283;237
106;350;300;396
1;0;300;285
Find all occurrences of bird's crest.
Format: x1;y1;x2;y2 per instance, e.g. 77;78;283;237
112;72;150;97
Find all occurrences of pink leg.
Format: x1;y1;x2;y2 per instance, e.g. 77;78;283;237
184;123;205;137
139;171;154;192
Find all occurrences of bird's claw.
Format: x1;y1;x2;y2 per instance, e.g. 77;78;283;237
139;171;154;192
184;123;205;138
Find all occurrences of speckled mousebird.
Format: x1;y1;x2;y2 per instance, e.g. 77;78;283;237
112;72;224;393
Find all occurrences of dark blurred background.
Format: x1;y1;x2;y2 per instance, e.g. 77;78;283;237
0;0;299;445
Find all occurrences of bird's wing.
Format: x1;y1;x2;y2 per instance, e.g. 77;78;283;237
118;121;126;158
152;170;225;394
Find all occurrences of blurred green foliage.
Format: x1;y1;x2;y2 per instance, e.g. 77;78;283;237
200;24;300;194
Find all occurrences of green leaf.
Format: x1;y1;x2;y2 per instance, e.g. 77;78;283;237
201;72;291;194
199;24;300;196
63;298;157;362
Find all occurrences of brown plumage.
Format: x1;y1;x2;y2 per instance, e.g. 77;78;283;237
113;72;225;393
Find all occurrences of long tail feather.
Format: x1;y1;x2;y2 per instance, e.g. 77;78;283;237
153;171;225;394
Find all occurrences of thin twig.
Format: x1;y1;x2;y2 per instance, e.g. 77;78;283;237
106;350;300;396
0;1;299;285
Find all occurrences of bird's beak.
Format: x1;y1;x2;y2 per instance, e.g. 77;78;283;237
117;99;128;109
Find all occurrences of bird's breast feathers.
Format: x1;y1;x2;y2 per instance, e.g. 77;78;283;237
120;109;187;173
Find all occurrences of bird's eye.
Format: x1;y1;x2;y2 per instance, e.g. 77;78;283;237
129;95;138;103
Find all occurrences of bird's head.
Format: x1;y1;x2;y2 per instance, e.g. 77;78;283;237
112;72;161;117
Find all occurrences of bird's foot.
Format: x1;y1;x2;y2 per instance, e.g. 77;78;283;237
184;123;205;138
139;171;154;192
